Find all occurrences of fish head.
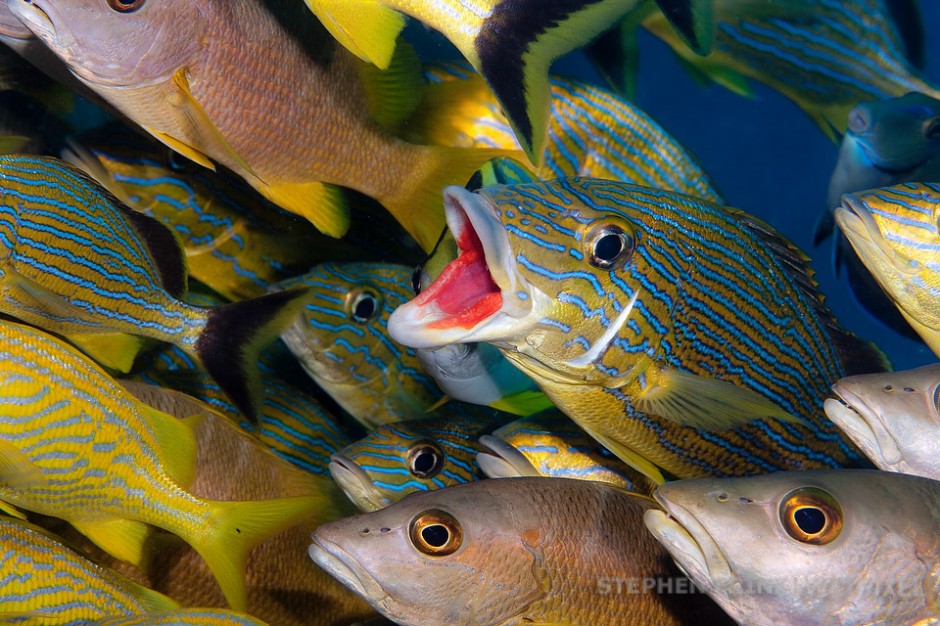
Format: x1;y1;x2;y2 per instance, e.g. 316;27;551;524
646;470;940;626
276;263;442;426
835;184;940;335
8;0;204;87
0;1;33;41
309;479;547;625
825;365;940;477
389;179;675;389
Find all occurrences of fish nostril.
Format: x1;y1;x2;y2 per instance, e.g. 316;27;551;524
847;107;870;134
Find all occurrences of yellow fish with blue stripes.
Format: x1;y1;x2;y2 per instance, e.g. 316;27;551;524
0;319;323;612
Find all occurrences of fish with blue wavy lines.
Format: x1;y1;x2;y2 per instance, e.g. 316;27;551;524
0;319;324;612
390;178;889;483
274;262;443;428
329;412;506;512
0;154;305;421
66;609;271;626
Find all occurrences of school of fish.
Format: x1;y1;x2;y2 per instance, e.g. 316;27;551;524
0;1;939;625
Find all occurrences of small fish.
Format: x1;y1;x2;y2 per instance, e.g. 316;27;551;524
330;413;506;512
0;515;178;622
275;262;443;428
824;365;940;479
306;0;712;163
645;469;940;626
10;0;510;250
476;409;656;495
640;0;940;140
62;122;361;301
0;319;323;612
0;154;305;420
310;476;733;626
835;182;940;356
75;609;270;626
390;179;887;482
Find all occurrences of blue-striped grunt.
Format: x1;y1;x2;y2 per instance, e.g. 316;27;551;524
274;262;443;428
74;609;270;626
0;154;305;420
0;515;178;622
476;409;655;495
390;178;888;483
330;412;506;511
0;319;324;612
835;182;940;357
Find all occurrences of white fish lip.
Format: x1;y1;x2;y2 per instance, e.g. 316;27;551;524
328;456;390;513
835;193;916;275
646;494;734;591
8;0;72;51
476;435;540;478
388;185;543;349
308;535;388;605
824;389;903;467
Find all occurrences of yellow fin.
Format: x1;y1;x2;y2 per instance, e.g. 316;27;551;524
140;404;199;490
490;390;555;416
354;38;423;131
304;0;405;69
255;179;349;238
125;579;181;614
635;367;800;432
71;518;155;570
425;394;451;413
576;426;666;485
66;332;144;374
0;438;45;490
0;500;26;519
192;495;323;611
147;128;216;171
0;135;31;154
1;263;83;319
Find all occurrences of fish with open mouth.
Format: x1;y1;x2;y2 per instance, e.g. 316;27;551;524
389;178;887;482
645;469;940;626
824;364;940;479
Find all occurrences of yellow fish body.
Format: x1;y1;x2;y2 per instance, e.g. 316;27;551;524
0;320;322;612
11;0;511;250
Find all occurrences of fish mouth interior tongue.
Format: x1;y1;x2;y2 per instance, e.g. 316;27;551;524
410;191;503;330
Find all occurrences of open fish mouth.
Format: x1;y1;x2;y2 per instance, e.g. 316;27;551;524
644;493;733;591
476;435;540;478
308;534;388;604
835;193;916;276
388;185;544;349
328;455;390;512
823;390;902;467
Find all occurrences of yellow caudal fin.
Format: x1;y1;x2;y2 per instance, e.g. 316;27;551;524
304;0;406;69
384;146;526;252
254;179;349;238
192;494;323;611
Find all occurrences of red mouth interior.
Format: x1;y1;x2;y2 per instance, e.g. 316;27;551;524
415;217;502;329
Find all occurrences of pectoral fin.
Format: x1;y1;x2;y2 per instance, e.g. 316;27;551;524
71;518;156;570
0;439;45;490
635;367;800;431
66;332;145;374
574;425;666;485
147;128;216;171
490;389;555;416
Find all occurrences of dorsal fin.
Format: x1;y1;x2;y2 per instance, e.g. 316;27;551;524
729;207;892;376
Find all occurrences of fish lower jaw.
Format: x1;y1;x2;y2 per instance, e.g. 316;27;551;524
308;537;388;604
644;503;733;590
823;397;902;468
328;458;387;513
835;203;916;278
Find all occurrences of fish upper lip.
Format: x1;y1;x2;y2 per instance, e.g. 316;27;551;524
328;456;388;512
835;194;915;273
308;534;389;605
475;435;539;478
9;0;70;49
825;386;903;466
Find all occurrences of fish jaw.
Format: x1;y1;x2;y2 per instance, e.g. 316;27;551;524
308;535;389;608
329;455;391;513
476;435;540;478
388;185;548;349
7;0;64;49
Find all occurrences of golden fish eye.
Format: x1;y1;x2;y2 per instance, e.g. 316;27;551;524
779;487;843;545
346;289;380;323
409;509;462;556
407;441;444;478
584;222;636;270
107;0;146;12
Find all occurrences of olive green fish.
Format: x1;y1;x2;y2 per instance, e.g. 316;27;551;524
390;178;887;482
330;412;506;512
275;262;444;428
62;122;361;301
825;364;940;480
0;154;305;420
0;319;324;612
477;409;656;495
10;0;511;250
646;470;940;626
0;515;178;622
835;182;940;357
306;0;712;163
311;477;733;625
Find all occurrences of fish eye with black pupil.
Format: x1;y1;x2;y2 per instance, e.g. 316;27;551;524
778;487;843;545
585;222;635;270
409;509;463;556
108;0;145;13
347;289;379;323
407;442;444;478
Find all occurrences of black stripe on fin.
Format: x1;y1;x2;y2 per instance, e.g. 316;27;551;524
196;287;310;422
115;204;188;299
652;0;713;56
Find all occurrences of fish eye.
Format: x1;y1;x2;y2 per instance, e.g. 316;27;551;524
407;442;444;478
409;509;462;556
584;222;635;270
779;487;843;545
346;289;380;323
107;0;146;13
